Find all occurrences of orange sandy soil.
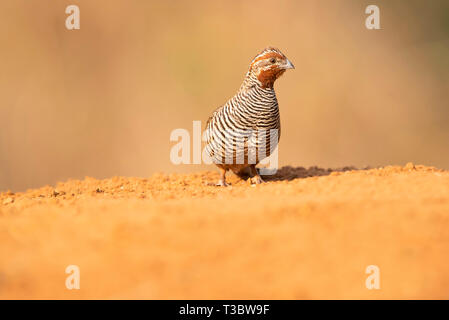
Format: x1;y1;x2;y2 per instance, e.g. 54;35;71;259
1;164;449;299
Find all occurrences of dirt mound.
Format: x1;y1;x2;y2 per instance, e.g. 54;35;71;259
1;164;449;299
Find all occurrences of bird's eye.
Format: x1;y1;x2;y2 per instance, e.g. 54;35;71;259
269;58;276;64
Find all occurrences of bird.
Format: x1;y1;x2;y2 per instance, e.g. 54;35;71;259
204;47;294;186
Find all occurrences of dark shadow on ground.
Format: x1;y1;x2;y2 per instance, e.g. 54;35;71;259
262;165;363;182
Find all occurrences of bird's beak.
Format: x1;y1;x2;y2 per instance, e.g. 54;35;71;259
283;59;295;70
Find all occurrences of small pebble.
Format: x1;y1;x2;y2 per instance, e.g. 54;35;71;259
405;162;415;170
3;197;14;205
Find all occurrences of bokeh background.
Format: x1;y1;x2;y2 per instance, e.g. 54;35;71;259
1;0;448;192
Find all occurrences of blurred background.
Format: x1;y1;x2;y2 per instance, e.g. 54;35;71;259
1;0;448;192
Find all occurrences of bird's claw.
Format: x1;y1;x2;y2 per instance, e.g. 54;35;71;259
216;180;228;187
250;175;264;185
204;180;229;187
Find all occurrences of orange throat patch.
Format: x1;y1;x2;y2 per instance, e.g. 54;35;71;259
257;66;285;89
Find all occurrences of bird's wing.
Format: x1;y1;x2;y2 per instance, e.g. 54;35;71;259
205;105;223;129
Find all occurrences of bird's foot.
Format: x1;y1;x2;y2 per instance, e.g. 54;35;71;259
216;179;229;187
250;175;264;185
205;180;229;187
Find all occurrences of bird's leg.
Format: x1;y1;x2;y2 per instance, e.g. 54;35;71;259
216;167;228;187
249;164;264;184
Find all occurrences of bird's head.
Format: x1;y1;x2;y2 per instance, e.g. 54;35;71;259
247;47;294;89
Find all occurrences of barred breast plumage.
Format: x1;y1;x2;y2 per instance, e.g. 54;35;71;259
205;47;294;186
